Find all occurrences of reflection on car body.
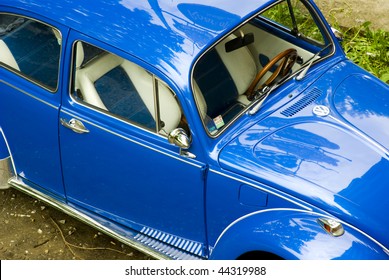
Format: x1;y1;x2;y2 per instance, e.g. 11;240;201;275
0;0;388;260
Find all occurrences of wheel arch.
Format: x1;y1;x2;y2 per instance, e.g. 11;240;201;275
209;208;389;260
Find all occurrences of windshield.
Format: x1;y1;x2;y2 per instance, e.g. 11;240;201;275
192;0;332;136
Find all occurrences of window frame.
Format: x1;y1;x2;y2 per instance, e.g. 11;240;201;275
69;40;184;137
257;0;331;48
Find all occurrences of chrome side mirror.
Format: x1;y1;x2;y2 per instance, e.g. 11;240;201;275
168;128;196;159
168;128;191;149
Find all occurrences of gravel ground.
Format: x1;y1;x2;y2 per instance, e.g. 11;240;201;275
1;0;388;260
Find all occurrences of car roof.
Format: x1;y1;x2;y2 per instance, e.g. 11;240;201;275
1;0;273;88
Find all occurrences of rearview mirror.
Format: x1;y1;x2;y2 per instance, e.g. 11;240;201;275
225;33;254;52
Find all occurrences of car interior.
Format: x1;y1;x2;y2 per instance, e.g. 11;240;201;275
0;14;61;90
73;42;184;136
192;0;330;135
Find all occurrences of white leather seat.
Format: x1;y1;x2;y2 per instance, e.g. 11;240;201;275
75;42;181;134
193;34;257;121
121;61;181;134
214;34;257;103
0;39;20;71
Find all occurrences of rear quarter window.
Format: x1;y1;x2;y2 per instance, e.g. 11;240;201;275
0;13;61;91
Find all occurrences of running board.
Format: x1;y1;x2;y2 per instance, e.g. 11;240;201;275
8;178;204;260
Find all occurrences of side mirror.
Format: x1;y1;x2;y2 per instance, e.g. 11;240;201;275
168;128;191;149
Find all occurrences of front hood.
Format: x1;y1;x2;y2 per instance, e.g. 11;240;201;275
219;61;389;247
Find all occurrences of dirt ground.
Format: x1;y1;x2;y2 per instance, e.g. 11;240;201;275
0;188;152;260
317;0;389;31
1;0;388;261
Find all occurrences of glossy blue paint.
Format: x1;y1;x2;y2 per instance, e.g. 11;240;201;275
0;0;388;260
219;60;389;250
0;72;66;199
210;209;388;259
1;0;271;89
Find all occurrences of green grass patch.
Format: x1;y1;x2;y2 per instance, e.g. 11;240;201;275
340;22;389;83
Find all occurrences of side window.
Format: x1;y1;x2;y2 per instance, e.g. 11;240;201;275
0;13;61;90
72;41;186;136
261;0;325;45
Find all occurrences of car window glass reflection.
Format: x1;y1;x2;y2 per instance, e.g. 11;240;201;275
0;13;61;90
72;42;188;137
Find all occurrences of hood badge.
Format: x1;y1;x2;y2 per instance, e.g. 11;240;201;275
313;105;330;117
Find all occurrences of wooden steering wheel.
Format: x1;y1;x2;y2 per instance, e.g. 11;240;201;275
246;48;297;100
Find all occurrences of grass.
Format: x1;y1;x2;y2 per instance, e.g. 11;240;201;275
261;0;389;84
339;22;389;83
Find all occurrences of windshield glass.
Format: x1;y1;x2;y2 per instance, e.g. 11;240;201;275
192;0;332;136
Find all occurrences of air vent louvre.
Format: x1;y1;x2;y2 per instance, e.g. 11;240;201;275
281;88;322;117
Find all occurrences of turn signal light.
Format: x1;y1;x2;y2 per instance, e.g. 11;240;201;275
317;218;345;237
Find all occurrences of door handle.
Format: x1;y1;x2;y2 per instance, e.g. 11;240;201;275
60;118;89;134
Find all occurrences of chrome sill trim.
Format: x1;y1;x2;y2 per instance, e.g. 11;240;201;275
8;177;173;260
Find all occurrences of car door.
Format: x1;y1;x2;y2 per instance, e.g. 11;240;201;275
0;12;66;198
59;36;208;257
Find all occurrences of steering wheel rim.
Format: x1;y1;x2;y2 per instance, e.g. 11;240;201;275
246;48;297;100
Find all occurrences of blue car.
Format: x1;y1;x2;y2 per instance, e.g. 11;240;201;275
0;0;388;260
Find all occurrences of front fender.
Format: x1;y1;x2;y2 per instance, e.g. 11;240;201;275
210;209;389;260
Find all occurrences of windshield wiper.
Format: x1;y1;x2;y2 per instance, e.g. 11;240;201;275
248;83;279;115
248;66;296;115
296;43;333;81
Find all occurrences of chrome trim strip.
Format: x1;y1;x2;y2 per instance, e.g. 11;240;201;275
210;168;312;211
384;247;389;257
134;226;204;260
213;207;389;257
8;178;175;260
153;75;161;133
60;110;203;168
0;80;58;109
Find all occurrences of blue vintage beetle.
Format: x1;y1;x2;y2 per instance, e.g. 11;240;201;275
0;0;388;260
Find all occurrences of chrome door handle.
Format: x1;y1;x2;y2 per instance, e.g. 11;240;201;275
60;118;89;134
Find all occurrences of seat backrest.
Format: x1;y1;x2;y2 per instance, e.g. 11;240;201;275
75;43;181;134
76;51;119;110
193;34;257;119
121;61;182;134
215;34;257;96
0;39;20;70
2;20;60;89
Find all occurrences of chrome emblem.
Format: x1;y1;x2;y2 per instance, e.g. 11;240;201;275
312;105;330;117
